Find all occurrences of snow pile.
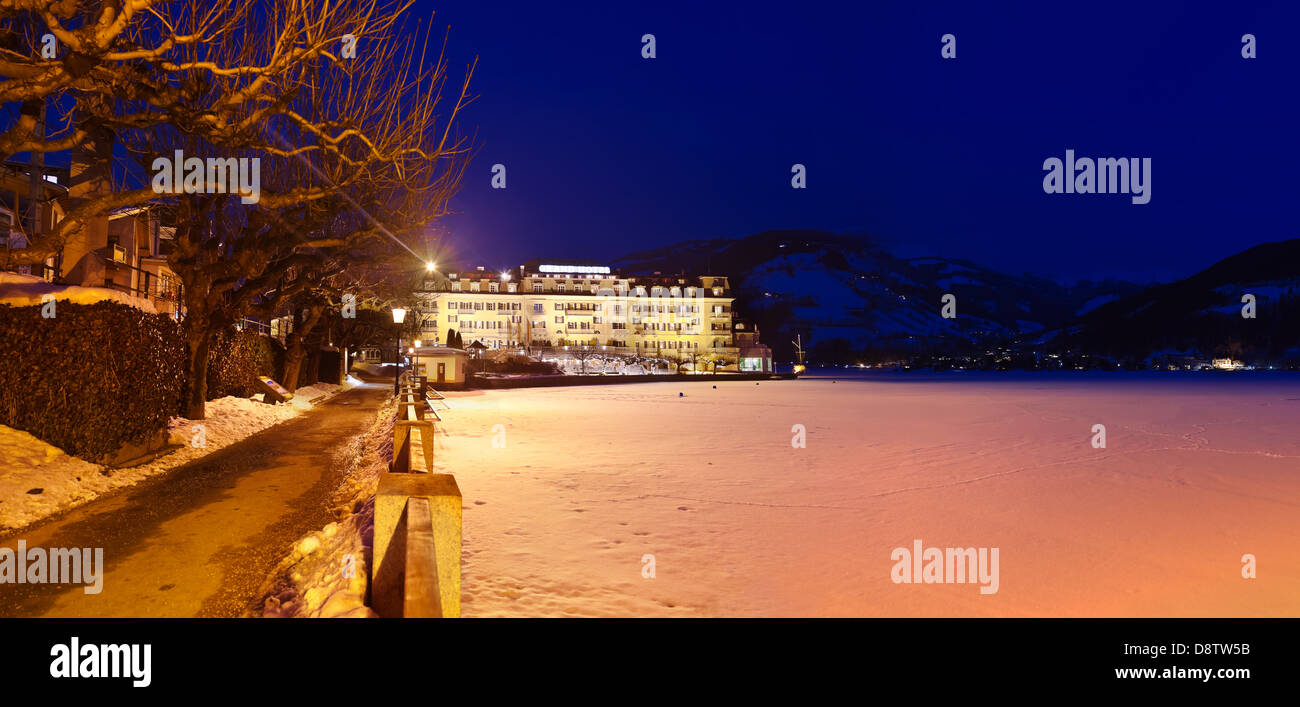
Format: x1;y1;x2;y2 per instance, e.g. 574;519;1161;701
0;272;158;313
0;426;104;530
256;520;376;619
290;379;355;411
252;398;395;618
0;381;353;531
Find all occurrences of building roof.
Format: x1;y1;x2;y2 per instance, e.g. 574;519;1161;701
412;346;467;356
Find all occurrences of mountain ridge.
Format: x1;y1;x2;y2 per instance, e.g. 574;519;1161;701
611;229;1144;360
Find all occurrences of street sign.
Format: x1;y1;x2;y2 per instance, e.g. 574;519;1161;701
256;376;294;404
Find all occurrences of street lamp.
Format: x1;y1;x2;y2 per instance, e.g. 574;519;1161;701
392;307;407;394
426;261;436;272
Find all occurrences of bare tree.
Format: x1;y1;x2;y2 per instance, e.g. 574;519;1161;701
123;0;473;417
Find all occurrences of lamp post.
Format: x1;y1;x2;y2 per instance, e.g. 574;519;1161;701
392;307;407;395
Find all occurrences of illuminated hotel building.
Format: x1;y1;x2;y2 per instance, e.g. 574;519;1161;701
411;260;739;365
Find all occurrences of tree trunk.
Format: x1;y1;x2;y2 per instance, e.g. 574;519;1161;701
184;329;211;420
282;305;325;392
304;345;321;387
283;335;306;393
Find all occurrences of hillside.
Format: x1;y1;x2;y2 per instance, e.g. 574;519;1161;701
1049;239;1300;365
613;230;1140;360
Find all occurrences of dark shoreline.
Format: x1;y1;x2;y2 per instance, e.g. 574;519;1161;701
472;371;797;389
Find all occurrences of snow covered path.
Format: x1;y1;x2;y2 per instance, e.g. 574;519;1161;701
443;375;1300;617
0;382;389;617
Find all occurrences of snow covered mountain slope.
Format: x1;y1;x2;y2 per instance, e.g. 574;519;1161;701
613;230;1139;357
1051;239;1300;363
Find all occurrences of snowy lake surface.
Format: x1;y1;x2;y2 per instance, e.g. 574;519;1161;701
438;374;1300;617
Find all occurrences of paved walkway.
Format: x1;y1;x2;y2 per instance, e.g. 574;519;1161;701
0;381;389;617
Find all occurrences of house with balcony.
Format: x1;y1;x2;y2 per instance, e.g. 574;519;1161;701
0;149;183;316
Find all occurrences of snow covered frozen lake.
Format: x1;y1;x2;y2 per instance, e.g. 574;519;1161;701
439;373;1300;617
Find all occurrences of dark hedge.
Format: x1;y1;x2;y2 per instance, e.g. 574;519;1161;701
0;300;186;461
207;328;283;399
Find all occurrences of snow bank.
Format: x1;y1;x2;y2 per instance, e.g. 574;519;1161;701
0;426;103;530
0;379;354;531
0;272;158;313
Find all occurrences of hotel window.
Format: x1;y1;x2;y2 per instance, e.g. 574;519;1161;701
533;283;542;293
554;303;563;310
451;282;461;291
687;288;696;297
555;316;563;323
475;302;484;310
533;303;543;313
557;284;565;292
508;283;517;293
712;287;723;295
471;282;480;292
489;283;499;292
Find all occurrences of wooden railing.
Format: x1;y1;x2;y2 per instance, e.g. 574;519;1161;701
372;373;461;618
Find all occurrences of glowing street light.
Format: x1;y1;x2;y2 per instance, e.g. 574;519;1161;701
426;261;437;272
501;272;511;282
392;307;408;394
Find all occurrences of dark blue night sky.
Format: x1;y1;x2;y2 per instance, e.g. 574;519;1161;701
423;0;1297;284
